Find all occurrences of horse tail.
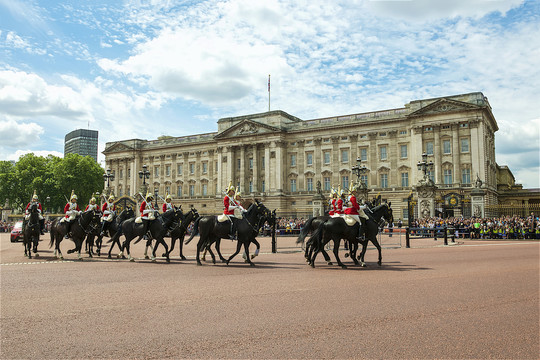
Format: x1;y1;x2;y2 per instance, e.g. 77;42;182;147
307;225;324;253
184;216;201;245
296;216;315;245
49;220;56;248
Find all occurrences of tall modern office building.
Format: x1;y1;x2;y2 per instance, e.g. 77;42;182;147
64;129;99;161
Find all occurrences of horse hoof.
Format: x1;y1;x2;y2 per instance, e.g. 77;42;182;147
196;262;202;266
341;265;347;269
251;254;257;259
108;255;112;259
344;253;349;258
129;258;135;262
310;263;315;268
250;262;256;267
34;253;39;258
151;258;156;263
226;260;230;266
89;254;93;258
327;262;333;266
162;253;167;257
378;262;382;266
166;258;170;263
360;263;367;267
144;255;150;260
59;256;64;260
180;256;186;260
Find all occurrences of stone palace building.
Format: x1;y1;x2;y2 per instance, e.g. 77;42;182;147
104;92;526;220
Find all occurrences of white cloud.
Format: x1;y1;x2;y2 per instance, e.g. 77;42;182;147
0;119;43;147
365;0;525;21
6;149;64;161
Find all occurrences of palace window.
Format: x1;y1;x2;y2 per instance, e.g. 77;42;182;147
202;184;208;196
400;130;407;135
324;151;331;165
342;176;349;190
165;185;170;195
177;164;183;175
290;179;297;192
380;174;388;188
177;185;182;197
154;166;160;178
189;185;195;197
426;142;434;155
401;172;409;187
400;144;408;158
461;138;469;153
427;170;435;183
237;159;241;170
380;146;387;161
360;175;368;187
462;168;471;184
165;165;171;176
443;140;451;154
341;149;349;163
128;169;131;179
119;169;123;179
307;178;313;191
249;181;253;193
306;153;313;166
262;180;265;192
360;148;367;161
189;163;195;174
290;154;296;167
248;158;253;170
323;177;331;191
444;169;453;185
202;162;207;174
261;156;265;170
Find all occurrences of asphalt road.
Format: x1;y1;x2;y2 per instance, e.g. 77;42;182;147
1;233;538;359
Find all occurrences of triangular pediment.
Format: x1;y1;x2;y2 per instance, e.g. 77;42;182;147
214;119;283;139
409;98;481;117
103;142;135;154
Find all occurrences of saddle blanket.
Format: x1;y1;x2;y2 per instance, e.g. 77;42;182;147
217;214;228;223
135;216;142;223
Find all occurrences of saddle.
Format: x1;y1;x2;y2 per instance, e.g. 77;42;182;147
343;215;357;226
217;214;228;223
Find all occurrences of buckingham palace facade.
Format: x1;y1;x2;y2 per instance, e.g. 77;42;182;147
103;92;502;220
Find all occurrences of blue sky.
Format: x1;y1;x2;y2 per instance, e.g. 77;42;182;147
0;0;539;188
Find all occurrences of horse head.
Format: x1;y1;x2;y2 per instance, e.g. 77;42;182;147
189;207;199;220
383;202;393;224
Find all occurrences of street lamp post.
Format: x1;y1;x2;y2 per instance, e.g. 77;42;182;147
103;168;115;196
45;196;50;214
154;188;159;206
139;164;150;195
351;157;369;199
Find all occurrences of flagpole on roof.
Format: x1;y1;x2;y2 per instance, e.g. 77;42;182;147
268;74;271;112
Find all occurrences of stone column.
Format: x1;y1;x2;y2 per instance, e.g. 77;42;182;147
411;126;423;184
239;145;245;191
388;130;398;187
314;138;322;184
368;132;377;187
297;140;305;191
470;177;485;217
195;151;202;196
312;182;325;217
416;183;437;219
226;146;234;186
452;124;461;186
216;147;223;196
264;143;271;194
274;140;285;194
252;144;258;194
433;125;441;184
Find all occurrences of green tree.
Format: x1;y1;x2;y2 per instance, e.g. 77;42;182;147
11;154;49;211
0;161;15;208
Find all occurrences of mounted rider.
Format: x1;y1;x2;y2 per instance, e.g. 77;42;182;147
100;195;116;236
328;187;338;216
85;195;99;212
333;186;345;217
62;190;80;238
343;183;369;240
138;192;157;237
162;193;174;213
223;182;241;240
25;190;45;235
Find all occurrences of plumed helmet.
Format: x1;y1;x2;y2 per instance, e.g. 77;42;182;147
70;190;77;200
90;197;96;204
331;187;338;198
234;187;242;199
108;195;115;202
339;186;346;197
349;182;359;194
166;193;172;200
146;191;153;201
225;181;235;194
32;190;38;200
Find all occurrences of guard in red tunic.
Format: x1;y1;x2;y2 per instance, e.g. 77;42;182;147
328;188;337;216
139;192;156;236
100;195;116;236
223;182;240;239
343;184;369;240
334;187;345;216
85;196;98;212
62;190;80;238
162;193;173;213
25;191;45;234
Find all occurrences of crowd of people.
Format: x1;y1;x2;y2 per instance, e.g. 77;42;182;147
409;214;539;239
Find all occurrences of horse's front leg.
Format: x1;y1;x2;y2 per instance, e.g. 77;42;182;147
178;235;186;260
357;239;368;267
165;236;176;258
242;241;255;267
144;238;152;259
226;240;243;265
195;239;203;266
250;239;260;260
32;236;40;257
153;237;169;263
350;240;360;266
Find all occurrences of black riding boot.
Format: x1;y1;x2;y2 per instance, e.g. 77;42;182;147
64;221;71;239
229;218;237;240
40;219;45;235
357;218;366;241
100;221;107;236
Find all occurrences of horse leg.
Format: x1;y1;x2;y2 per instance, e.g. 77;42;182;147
165;236;176;258
358;239;368;267
195;239;203;266
250;239;260;259
350;241;360;266
370;236;383;266
125;239;134;262
226;240;243;265
178;235;186;260
56;237;64;260
332;239;346;269
33;235;39;257
215;239;227;263
208;245;216;264
153;238;169;263
243;241;255;266
144;238;152;259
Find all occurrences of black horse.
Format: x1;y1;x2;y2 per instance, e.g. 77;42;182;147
308;203;393;268
92;207;136;258
22;203;41;258
118;207;183;262
296;215;333;264
161;207;199;259
49;209;99;260
185;200;270;266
